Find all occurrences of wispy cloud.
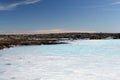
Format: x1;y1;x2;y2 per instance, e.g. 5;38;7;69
0;0;41;10
111;1;120;5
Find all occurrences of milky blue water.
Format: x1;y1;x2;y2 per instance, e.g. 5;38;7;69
1;39;120;56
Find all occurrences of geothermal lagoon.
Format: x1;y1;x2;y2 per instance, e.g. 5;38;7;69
0;39;120;80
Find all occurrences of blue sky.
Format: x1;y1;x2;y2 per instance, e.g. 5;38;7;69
0;0;120;33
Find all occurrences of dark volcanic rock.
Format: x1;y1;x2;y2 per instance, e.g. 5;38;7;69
0;33;120;49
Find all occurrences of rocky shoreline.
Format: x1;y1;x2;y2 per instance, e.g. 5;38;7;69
0;33;120;50
0;40;66;50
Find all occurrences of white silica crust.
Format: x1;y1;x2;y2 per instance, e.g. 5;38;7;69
0;39;120;80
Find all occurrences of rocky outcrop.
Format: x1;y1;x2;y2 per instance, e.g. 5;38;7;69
0;40;66;50
0;33;120;49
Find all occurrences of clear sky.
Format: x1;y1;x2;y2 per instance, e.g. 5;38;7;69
0;0;120;34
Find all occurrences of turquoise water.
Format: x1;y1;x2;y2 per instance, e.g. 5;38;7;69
1;39;120;56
